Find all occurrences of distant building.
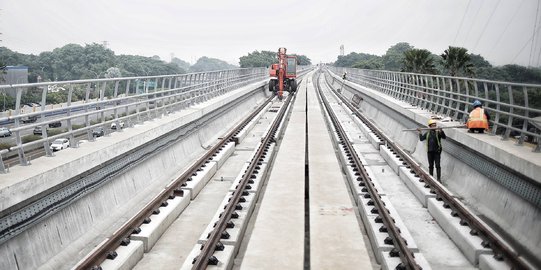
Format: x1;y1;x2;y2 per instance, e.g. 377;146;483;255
1;66;29;97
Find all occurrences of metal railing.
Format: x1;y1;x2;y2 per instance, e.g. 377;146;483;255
0;68;268;171
330;67;541;152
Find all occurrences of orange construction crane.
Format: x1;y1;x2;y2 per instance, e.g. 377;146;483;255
269;47;298;100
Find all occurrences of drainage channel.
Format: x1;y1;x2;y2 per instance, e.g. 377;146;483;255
303;80;311;270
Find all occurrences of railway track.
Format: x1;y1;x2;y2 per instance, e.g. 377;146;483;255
68;70;532;270
74;89;288;269
315;71;420;269
315;70;531;269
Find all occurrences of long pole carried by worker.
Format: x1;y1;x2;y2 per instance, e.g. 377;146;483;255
402;124;466;131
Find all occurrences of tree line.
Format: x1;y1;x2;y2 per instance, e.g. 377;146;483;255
334;42;541;84
0;45;311;85
239;50;311;68
0;44;245;83
0;44;312;110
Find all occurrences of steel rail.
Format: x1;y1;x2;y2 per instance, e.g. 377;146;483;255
324;72;531;269
315;72;421;269
75;94;275;269
191;92;295;269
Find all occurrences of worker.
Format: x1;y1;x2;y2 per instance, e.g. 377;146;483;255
467;100;490;133
342;72;347;80
417;119;446;182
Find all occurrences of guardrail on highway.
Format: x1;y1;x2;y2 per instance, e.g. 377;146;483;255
0;68;273;171
0;66;313;173
329;66;541;152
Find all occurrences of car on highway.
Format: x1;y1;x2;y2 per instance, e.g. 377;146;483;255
111;121;125;130
92;127;105;137
50;138;70;151
0;127;12;137
49;121;62;128
21;116;38;123
33;126;49;135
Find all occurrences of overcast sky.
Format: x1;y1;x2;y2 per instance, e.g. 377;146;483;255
1;0;540;67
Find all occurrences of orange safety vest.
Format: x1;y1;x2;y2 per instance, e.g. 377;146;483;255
467;107;489;129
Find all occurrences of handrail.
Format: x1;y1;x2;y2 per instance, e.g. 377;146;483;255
329;66;541;152
0;66;313;171
0;68;269;169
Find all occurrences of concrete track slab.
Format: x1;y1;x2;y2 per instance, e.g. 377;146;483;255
427;198;492;265
180;243;235;270
398;166;436;207
345;165;386;196
181;161;217;199
479;254;515;270
133;173;233;270
307;75;374;270
229;162;268;194
382;171;475;270
198;192;256;248
100;240;144;270
131;192;191;252
379;145;406;175
239;82;307;270
381;251;432;270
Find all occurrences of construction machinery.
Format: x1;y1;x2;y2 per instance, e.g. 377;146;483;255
269;47;297;99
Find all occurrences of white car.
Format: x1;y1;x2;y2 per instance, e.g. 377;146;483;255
111;121;125;130
0;127;12;137
50;138;70;151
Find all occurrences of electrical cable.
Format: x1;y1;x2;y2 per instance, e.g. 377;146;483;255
511;23;541;64
473;0;501;52
454;0;471;45
488;0;525;56
529;0;540;67
537;10;541;67
463;0;484;47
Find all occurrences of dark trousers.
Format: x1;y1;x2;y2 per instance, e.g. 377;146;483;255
427;151;442;181
469;128;485;133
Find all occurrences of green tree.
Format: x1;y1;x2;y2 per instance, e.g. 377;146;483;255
46;91;67;104
190;56;236;72
239;51;277;68
499;65;541;84
116;55;184;77
441;46;474;77
0;47;26;66
352;57;383;69
469;54;492;69
80;43;117;79
171;57;190;72
0;60;6;83
402;49;437;74
335;52;380;67
105;67;122;78
383;42;413;71
475;66;509;81
35;51;55;81
0;94;15;110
